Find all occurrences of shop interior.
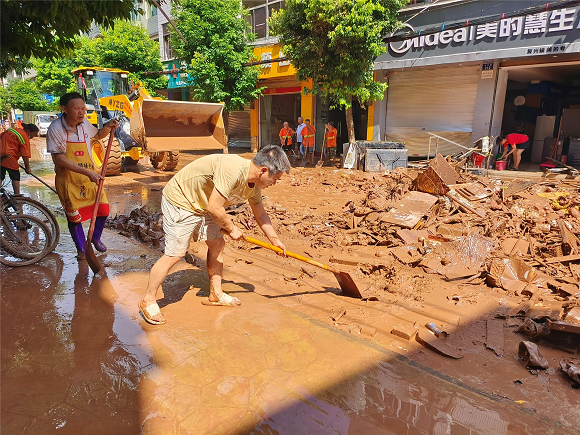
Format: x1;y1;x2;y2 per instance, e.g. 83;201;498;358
500;61;580;168
260;93;301;149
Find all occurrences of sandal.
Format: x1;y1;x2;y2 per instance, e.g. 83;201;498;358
201;292;241;307
139;300;167;325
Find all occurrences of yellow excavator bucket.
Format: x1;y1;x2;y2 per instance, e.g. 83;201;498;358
131;99;226;152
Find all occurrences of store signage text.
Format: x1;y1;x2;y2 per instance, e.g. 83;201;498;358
390;7;579;55
526;43;569;55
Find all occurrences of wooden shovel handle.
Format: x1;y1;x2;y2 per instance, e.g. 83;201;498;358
87;127;116;242
244;235;339;273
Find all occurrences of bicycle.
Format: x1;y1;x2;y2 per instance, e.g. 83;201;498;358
0;210;52;267
0;186;60;252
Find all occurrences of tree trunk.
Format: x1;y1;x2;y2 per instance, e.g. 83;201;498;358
345;102;356;144
222;110;229;154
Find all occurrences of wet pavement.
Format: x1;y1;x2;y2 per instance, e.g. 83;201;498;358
1;221;573;434
1;139;577;434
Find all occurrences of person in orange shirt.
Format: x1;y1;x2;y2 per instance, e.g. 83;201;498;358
0;123;39;195
301;119;316;164
16;119;23;129
324;121;338;164
278;121;295;159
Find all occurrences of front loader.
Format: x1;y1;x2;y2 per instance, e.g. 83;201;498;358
72;67;226;175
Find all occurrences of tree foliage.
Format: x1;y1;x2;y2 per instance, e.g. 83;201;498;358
32;21;167;101
0;0;144;76
0;86;11;119
6;80;49;112
171;0;263;115
33;57;77;100
96;21;167;94
269;0;405;141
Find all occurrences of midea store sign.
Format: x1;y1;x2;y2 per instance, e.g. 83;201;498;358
390;7;579;55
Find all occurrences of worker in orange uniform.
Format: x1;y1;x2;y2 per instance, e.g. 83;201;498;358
0;123;39;195
278;121;295;159
301;119;316;164
324;121;337;165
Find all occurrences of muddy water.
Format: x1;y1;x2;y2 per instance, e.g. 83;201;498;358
0;238;570;434
1;138;576;434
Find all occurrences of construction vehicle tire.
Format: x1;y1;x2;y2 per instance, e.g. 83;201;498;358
91;137;122;176
150;151;179;171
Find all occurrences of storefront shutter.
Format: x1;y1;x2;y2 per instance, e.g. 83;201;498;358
385;65;479;157
227;106;251;144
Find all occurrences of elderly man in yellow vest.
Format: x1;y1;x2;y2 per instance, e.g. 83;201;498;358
278;121;295;159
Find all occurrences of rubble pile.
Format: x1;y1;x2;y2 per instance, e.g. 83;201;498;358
331;154;580;383
106;204;164;248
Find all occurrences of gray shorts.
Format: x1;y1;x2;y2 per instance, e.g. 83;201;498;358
161;196;222;257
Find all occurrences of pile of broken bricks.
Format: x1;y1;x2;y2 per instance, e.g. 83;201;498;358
106;204;164;249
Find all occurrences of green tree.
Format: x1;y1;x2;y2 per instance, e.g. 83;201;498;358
0;86;11;120
32;22;166;103
270;0;405;143
32;57;77;102
0;0;145;76
73;36;99;69
171;0;263;140
7;80;49;112
95;20;167;94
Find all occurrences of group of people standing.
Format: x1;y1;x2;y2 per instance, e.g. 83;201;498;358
278;117;338;165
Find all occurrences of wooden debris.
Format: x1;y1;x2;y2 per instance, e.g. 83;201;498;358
391;323;418;341
415;332;464;359
485;319;505;357
330;307;346;322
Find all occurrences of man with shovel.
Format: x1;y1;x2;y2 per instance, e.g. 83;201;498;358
47;92;118;260
139;145;291;325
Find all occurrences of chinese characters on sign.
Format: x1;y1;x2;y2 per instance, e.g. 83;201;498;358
481;62;494;79
389;7;580;55
478;8;577;39
526;44;568;55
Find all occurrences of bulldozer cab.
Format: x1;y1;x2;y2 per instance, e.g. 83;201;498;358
73;67;130;127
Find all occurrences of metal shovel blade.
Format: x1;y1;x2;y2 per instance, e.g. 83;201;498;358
333;271;362;298
85;241;101;274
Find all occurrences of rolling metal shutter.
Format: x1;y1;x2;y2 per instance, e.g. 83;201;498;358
227;106;251;142
385;65;479;157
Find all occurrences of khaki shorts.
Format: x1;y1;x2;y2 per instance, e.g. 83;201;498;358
161;196;222;257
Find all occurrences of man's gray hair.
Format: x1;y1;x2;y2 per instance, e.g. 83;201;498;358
253;145;291;175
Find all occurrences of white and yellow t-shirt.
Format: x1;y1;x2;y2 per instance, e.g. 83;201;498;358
163;154;262;214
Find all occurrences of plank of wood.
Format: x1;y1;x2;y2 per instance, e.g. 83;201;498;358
545;254;580;264
415;332;463;359
485;319;504;357
558;219;580;254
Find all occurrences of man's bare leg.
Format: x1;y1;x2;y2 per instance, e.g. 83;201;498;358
140;254;182;321
12;180;21;195
206;237;241;305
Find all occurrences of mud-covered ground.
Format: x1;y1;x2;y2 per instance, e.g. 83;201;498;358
4;136;580;432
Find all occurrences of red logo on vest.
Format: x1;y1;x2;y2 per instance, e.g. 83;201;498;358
74;151;84;156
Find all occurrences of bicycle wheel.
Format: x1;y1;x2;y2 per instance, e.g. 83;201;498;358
0;215;52;267
4;197;60;252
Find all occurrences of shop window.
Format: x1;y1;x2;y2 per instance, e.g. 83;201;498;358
245;0;285;40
